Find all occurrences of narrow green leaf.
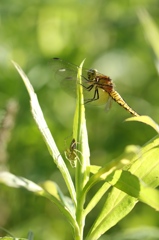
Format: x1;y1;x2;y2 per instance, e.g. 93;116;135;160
0;172;79;233
86;188;137;240
12;60;76;206
84;182;111;216
0;227;16;240
72;60;90;239
138;9;159;61
73;59;90;184
41;180;75;215
0;171;43;192
0;238;26;240
129;136;159;187
89;165;101;174
85;144;142;215
113;226;159;239
108;170;159;210
125;115;159;133
86;135;159;239
83;144;139;195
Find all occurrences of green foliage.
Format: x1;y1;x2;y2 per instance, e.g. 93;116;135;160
1;1;159;239
1;60;159;239
0;238;26;240
0;238;23;240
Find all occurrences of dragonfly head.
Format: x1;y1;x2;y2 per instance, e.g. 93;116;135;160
87;69;97;81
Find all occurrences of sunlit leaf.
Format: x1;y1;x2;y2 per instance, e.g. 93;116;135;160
42;180;75;215
73;59;90;173
0;172;78;230
12;61;76;206
0;238;27;240
108;170;159;210
138;9;159;62
86;135;159;239
86;188;137;240
72;60;90;190
125;115;159;133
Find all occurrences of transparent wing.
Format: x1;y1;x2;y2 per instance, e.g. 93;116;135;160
50;58;111;106
50;58;94;98
50;58;79;97
105;95;112;111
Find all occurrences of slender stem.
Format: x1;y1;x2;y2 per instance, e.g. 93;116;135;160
72;60;90;239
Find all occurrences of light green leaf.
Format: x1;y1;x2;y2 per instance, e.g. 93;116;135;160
0;172;79;232
83;144;140;195
71;60;90;238
0;238;26;240
12;60;76;206
41;180;75;215
86;135;159;239
109;170;159;210
0;171;43;192
125;115;159;133
84;182;111;217
73;59;90;186
89;165;101;174
138;9;159;62
86;188;137;240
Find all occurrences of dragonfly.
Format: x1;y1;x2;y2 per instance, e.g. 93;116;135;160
64;138;81;168
51;58;139;116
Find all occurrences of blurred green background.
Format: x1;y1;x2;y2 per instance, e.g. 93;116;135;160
0;0;159;239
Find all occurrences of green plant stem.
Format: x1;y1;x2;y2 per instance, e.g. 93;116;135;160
72;60;90;239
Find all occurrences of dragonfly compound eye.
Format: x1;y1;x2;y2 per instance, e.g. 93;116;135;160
87;69;97;81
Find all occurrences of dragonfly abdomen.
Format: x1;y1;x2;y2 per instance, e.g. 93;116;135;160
109;90;139;117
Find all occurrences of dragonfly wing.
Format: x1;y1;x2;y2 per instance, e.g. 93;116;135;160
50;58;95;99
105;95;112;111
50;58;112;107
50;58;78;77
50;58;79;97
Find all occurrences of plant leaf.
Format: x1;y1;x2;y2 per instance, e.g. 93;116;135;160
84;182;111;217
12;61;76;206
73;59;90;183
138;9;159;62
0;238;27;240
41;180;75;215
86;135;159;239
125;115;159;133
108;170;159;210
86;188;137;240
0;172;79;232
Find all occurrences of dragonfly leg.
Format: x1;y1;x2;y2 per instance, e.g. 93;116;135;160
80;83;94;91
82;75;95;83
85;87;99;104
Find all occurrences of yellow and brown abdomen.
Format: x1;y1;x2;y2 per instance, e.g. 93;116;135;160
109;90;139;117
